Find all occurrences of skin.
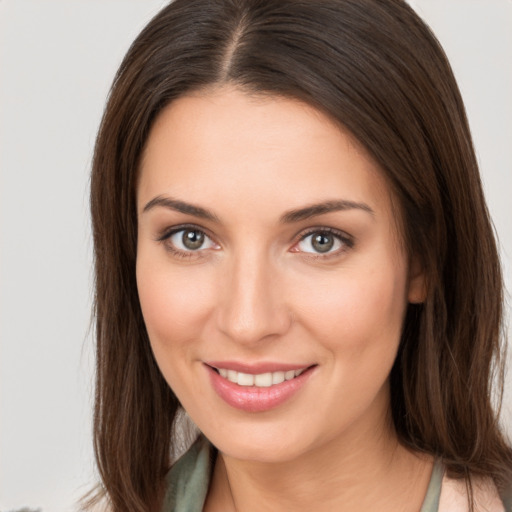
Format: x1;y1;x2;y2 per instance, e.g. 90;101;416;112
136;86;431;512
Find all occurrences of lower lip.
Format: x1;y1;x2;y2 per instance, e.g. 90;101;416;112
206;365;315;413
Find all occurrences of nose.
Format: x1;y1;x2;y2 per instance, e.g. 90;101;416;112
215;250;292;346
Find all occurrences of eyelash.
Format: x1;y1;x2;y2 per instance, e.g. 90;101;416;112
295;227;354;260
156;224;217;260
156;224;354;260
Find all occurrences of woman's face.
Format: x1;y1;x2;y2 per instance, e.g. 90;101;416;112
136;87;424;462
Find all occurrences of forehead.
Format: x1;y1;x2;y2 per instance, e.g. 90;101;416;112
137;87;396;228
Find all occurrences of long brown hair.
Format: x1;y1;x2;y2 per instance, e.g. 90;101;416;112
88;0;512;510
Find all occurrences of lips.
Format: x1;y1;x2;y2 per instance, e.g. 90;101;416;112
215;367;306;387
205;361;316;412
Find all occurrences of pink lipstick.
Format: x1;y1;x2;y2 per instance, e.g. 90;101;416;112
204;362;315;413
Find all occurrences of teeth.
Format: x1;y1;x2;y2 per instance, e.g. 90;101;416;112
254;373;272;387
238;372;255;386
285;370;295;380
272;371;285;385
217;368;307;387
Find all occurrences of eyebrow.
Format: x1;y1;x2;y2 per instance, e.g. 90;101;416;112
142;196;220;222
142;196;374;223
279;200;374;223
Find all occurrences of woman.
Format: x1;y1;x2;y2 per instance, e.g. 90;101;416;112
87;0;512;510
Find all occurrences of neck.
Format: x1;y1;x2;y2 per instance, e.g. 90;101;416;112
204;405;433;512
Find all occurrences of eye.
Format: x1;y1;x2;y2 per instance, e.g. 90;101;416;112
159;226;218;255
171;229;207;250
295;229;353;255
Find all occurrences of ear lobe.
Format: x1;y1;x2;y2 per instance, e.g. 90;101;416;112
407;256;427;304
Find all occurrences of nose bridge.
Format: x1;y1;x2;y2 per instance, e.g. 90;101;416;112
216;244;290;344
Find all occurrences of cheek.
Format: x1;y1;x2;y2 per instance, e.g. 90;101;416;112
135;254;221;405
136;255;215;350
296;260;408;355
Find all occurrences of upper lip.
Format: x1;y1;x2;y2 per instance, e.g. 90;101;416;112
205;361;315;374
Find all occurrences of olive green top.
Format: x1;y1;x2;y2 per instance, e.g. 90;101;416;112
161;435;449;512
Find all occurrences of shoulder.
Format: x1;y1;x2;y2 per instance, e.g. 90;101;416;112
438;473;509;512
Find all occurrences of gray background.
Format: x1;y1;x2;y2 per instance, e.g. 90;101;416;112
1;1;510;510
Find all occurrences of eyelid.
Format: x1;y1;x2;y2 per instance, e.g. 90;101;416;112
291;226;354;257
156;223;214;243
156;223;220;258
155;223;354;259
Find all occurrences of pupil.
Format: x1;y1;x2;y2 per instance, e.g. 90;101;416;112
312;233;334;253
182;230;204;250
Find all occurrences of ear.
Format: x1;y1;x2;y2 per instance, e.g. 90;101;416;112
407;255;427;304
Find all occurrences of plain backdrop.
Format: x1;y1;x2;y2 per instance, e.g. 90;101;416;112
0;1;511;510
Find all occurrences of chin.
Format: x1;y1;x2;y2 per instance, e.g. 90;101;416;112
201;419;320;464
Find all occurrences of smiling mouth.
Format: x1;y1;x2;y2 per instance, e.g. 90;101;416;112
211;367;308;387
206;363;316;412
